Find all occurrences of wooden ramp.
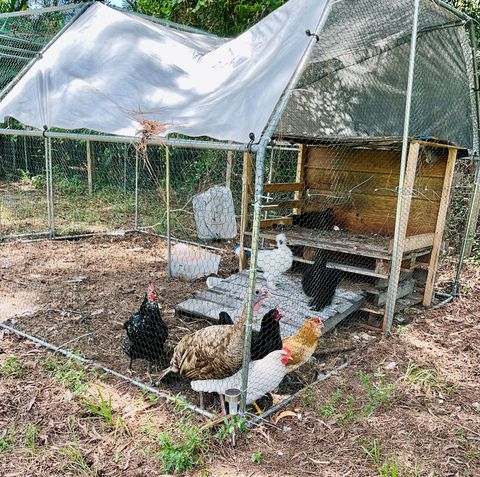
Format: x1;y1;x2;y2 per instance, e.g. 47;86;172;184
175;271;366;337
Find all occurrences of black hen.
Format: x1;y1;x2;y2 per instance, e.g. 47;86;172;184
250;307;282;360
302;251;343;311
122;284;168;373
292;209;335;230
218;311;234;325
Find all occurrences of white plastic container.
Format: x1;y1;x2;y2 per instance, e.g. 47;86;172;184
170;243;221;280
192;186;237;240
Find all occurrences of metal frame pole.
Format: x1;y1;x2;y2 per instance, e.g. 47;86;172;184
454;21;480;290
0;3;92;19
44;137;55;238
166;147;172;278
239;0;333;414
384;0;420;336
134;149;139;229
0;129;248;153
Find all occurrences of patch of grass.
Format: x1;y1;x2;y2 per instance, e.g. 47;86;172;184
82;388;130;436
250;450;263;464
58;441;92;475
0;428;15;453
362;439;402;476
319;387;343;419
42;357;88;396
157;421;209;474
1;356;26;379
404;362;457;395
167;393;192;414
358;371;395;417
23;423;39;454
337;395;359;425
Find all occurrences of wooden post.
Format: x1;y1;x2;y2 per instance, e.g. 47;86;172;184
86;140;93;195
239;151;253;270
293;144;306;215
423;147;458;306
383;141;420;331
226;150;234;189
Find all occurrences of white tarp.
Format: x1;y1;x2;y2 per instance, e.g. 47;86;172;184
0;0;328;143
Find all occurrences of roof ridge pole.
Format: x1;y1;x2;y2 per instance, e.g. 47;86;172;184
383;0;421;336
0;2;94;101
239;0;334;415
0;2;92;19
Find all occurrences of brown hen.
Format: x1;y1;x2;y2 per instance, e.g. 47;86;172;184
157;289;269;381
282;317;324;373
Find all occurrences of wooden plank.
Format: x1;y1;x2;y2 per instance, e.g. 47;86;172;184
248;229;392;259
306;169;444;202
326;261;388;279
175;269;366;336
383;142;420;331
364;291;424;315
260;217;292;228
388;233;434;254
375;278;415;306
262;199;304;211
239;151;253;271
307;147;448;178
423;147;458;306
263;182;303;193
86;140;93;195
294;144;306;214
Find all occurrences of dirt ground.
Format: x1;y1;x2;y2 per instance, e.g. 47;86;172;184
0;234;479;476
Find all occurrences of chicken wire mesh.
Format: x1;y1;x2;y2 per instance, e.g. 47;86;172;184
0;0;479;418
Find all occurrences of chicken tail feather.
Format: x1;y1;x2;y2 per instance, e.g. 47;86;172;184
155;366;172;384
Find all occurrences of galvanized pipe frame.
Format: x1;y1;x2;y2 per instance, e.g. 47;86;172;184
238;0;334;414
384;0;420;336
0;128;249;152
0;2;92;19
454;20;480;291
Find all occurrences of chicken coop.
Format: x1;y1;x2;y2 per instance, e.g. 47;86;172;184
0;0;479;418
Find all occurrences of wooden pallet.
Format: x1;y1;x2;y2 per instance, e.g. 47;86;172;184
175;270;366;336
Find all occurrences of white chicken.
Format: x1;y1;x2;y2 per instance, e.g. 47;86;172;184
256;233;293;289
191;347;291;413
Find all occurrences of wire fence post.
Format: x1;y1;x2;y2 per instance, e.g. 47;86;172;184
44;137;55;238
383;0;420;336
240;145;267;415
166;146;172;278
86;139;93;195
134;148;139;229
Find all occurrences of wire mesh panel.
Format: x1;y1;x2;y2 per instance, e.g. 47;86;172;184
0;133;48;237
0;0;478;421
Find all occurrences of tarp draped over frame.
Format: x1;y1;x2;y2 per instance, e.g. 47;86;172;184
0;0;328;143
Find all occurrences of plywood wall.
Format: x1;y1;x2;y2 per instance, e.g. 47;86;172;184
303;146;447;237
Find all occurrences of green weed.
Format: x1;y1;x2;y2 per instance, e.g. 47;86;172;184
1;356;26;379
301;387;315;406
42;357;88;395
250;450;263;464
214;415;248;443
23;423;39;454
337;395;359;425
157;421;208;474
0;428;15;453
319;387;343;419
82;388;129;436
358;372;395;417
58;441;92;475
404;362;457;395
362;439;401;477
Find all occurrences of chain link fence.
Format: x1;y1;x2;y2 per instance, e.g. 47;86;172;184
1;0;479;419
